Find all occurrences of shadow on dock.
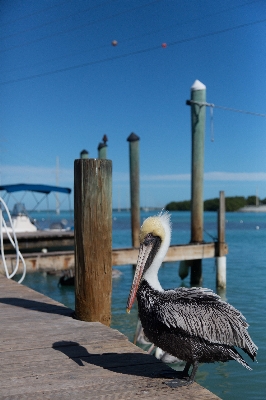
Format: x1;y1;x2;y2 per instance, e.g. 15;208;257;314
52;340;179;378
0;297;73;316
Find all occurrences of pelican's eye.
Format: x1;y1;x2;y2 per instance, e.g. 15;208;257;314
142;234;162;274
143;233;156;246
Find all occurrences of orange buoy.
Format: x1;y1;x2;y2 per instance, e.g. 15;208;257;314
112;40;118;46
161;43;167;48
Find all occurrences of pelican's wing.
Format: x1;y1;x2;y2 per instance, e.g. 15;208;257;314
153;286;257;359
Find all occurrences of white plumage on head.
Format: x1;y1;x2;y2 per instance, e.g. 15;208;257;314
140;211;171;292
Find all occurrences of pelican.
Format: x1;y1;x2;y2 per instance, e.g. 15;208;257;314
126;212;257;387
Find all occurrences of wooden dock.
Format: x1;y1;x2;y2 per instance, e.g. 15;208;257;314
0;276;220;399
3;231;228;258
1;230;227;274
3;230;75;254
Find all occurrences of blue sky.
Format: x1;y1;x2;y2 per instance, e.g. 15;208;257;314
1;0;266;209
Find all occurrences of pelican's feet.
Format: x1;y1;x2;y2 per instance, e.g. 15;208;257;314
151;369;182;379
152;369;193;387
165;377;193;388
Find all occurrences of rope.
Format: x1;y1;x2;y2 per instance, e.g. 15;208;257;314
186;100;266;118
0;198;26;284
204;229;217;242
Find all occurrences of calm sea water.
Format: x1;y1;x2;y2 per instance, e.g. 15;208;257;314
13;210;266;400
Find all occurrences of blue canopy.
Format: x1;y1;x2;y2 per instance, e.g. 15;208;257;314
0;184;71;195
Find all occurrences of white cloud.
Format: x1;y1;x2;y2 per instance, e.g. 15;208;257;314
141;172;266;182
113;172;129;181
141;174;190;181
0;165;73;186
1;165;265;186
204;172;266;181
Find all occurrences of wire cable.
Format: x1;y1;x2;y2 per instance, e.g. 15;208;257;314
167;17;266;48
0;0;71;28
0;0;161;54
186;100;266;118
0;0;118;41
1;16;266;86
1;0;262;75
0;198;27;284
124;0;264;44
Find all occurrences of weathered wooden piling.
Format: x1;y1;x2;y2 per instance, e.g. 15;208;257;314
74;158;112;326
80;149;89;159
216;190;226;288
190;80;206;243
189;80;206;285
127;132;140;248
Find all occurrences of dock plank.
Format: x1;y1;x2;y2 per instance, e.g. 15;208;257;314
1;241;228;273
0;276;220;399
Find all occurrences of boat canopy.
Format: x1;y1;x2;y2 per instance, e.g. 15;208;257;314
0;184;71;195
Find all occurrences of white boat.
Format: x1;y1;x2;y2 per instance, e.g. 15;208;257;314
3;203;37;233
0;184;72;233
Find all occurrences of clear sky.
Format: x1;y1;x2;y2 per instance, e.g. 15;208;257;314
1;0;266;209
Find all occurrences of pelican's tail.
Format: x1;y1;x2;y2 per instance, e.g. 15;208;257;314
229;348;253;371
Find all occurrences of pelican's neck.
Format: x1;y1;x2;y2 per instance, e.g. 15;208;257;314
143;229;170;292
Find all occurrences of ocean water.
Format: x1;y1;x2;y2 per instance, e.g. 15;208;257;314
12;210;266;399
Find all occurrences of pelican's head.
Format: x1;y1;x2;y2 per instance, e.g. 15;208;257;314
126;212;171;312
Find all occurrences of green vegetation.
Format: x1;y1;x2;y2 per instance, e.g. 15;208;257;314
165;196;265;212
224;197;246;211
166;200;191;211
246;195;257;205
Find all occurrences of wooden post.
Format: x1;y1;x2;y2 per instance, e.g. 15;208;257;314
217;191;225;254
189;80;206;285
80;149;89;159
74;159;112;326
98;142;107;159
127;132;140;248
216;190;226;288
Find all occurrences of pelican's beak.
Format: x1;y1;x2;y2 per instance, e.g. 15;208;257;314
126;241;154;313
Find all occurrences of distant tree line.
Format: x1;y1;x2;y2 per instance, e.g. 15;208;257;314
166;195;266;212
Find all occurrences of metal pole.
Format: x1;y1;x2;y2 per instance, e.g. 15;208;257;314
74;158;112;326
127;132;140;248
189;80;206;285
